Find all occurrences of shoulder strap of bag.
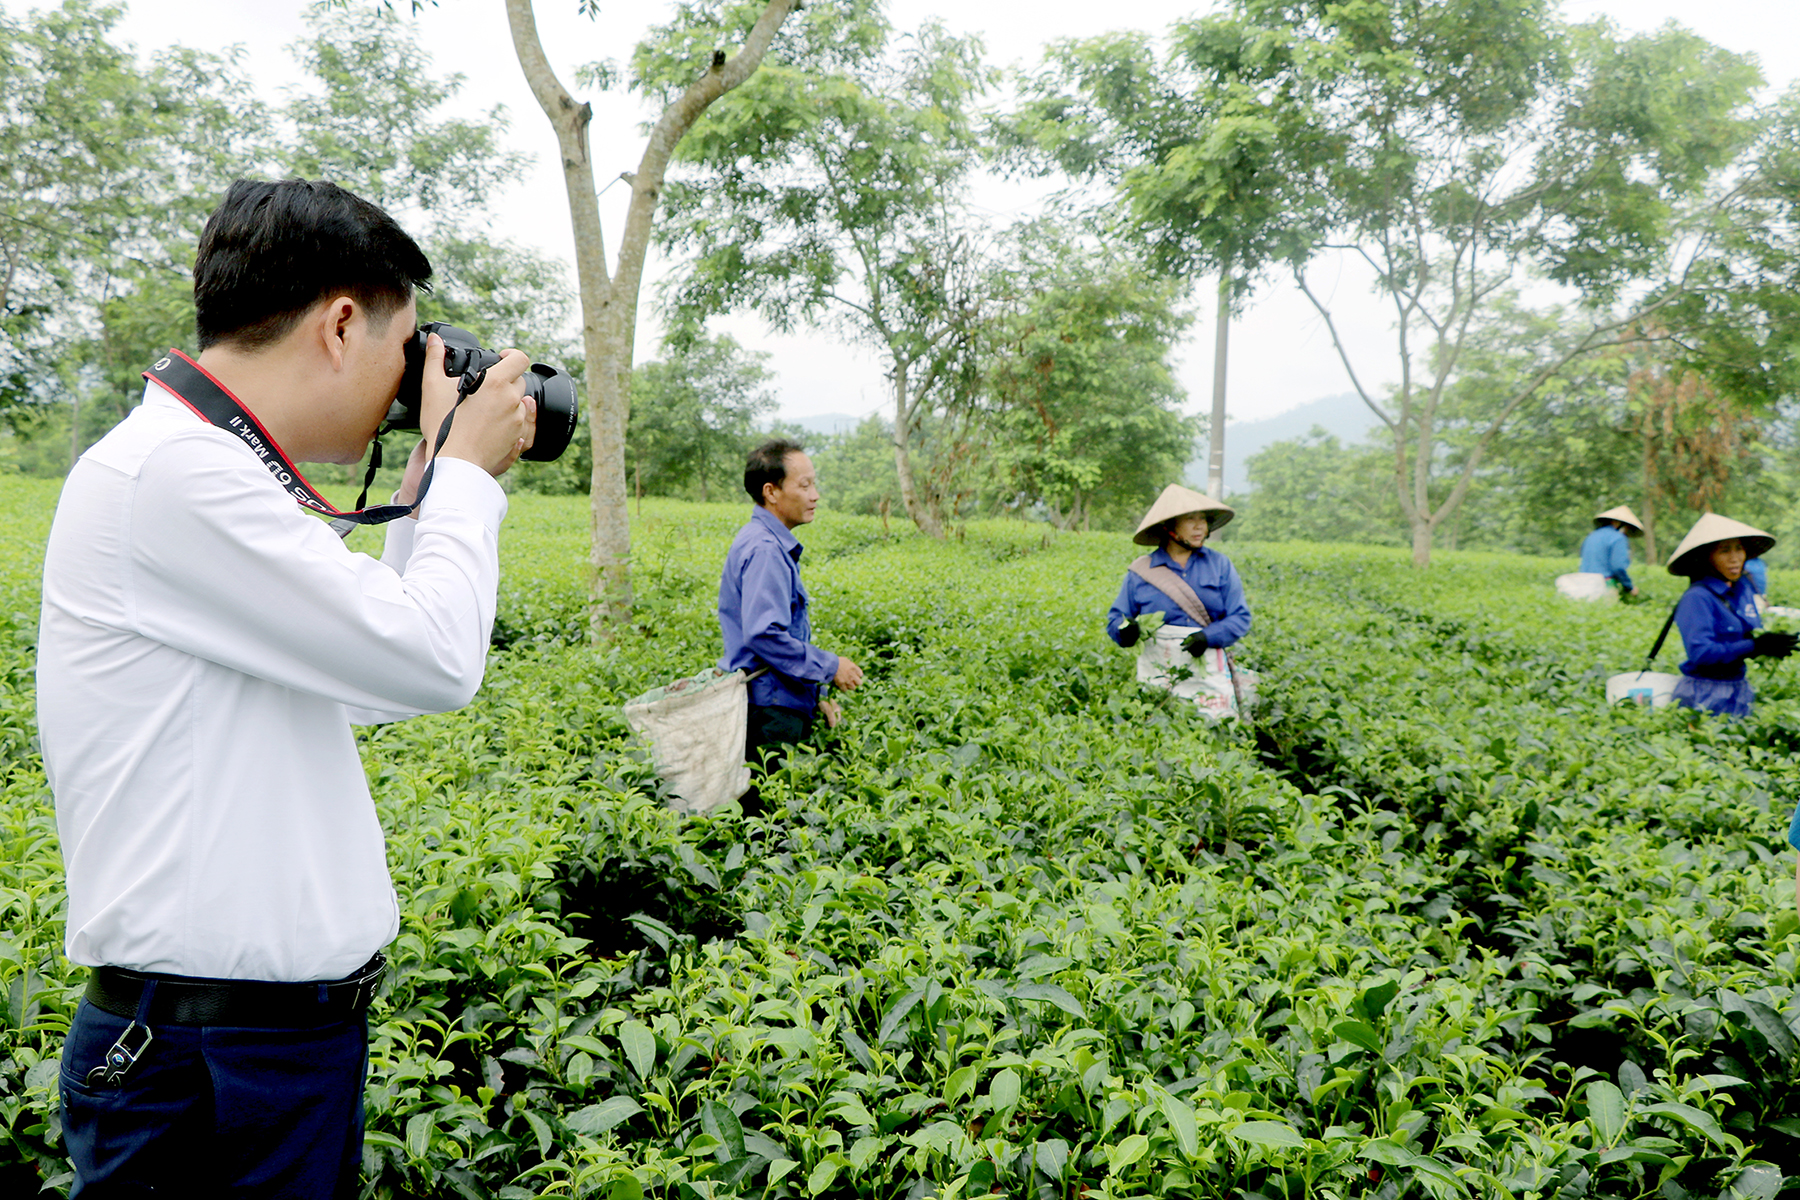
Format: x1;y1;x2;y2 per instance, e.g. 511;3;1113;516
1129;555;1211;628
1644;603;1679;671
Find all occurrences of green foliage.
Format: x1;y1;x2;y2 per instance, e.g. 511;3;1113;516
6;482;1800;1197
626;334;775;503
655;11;997;532
803;416;903;519
0;0;251;432
281;1;529;230
0;1;569;477
1015;1;1772;563
1238;428;1406;547
983;222;1199;531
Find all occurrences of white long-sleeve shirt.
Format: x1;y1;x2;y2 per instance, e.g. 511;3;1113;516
37;384;507;982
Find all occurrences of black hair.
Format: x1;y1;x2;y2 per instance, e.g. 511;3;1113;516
745;437;807;504
193;179;433;351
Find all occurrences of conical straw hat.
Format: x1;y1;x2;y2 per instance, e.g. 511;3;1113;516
1666;512;1775;577
1133;484;1235;546
1594;505;1644;536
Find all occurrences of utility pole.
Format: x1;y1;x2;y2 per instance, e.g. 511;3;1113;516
1206;268;1230;499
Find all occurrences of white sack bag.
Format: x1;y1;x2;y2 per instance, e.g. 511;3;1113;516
1137;624;1238;720
1555;572;1612;602
623;667;752;814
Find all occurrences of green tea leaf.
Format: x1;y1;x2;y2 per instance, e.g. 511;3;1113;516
1159;1090;1199;1158
405;1112;434;1160
1013;982;1086;1017
808;1159;841;1196
1229;1121;1306;1150
701;1100;746;1161
1586;1080;1626;1146
1107;1133;1150;1172
568;1096;644;1135
619;1020;657;1080
1640;1101;1731;1149
523;1109;554;1158
989;1067;1021;1112
945;1064;977;1106
1333;1020;1382;1054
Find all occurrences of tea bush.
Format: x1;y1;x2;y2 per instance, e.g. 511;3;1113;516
2;479;1797;1199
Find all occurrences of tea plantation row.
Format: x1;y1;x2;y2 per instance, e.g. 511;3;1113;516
1;477;1797;1199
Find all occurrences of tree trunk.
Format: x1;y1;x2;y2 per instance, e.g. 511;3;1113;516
505;0;798;634
1206;267;1230;499
890;358;942;537
1640;418;1660;565
1410;517;1433;569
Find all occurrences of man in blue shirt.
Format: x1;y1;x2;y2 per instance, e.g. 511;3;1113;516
719;439;862;781
1578;505;1643;597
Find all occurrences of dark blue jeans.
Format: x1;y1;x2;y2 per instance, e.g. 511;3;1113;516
60;998;367;1198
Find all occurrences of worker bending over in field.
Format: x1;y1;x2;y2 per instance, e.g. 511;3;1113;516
1666;513;1796;717
719;438;863;799
38;179;536;1197
1562;505;1644;601
1106;484;1253;719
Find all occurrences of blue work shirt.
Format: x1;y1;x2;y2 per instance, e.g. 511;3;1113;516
718;504;839;712
1675;573;1761;681
1746;557;1768;596
1105;546;1251;649
1579;525;1634;590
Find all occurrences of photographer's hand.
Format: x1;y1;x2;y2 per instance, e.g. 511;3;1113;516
420;334;537;477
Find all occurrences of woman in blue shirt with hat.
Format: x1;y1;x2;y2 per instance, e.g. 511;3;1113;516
1667;512;1796;716
1106;484;1251;716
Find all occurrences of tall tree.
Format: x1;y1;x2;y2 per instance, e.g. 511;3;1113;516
1240;430;1407;546
1017;3;1765;566
68;2;556;473
656;16;996;537
626;332;775;501
982;222;1198;530
501;0;802;629
284;3;528;231
0;0;252;447
1629;352;1759;563
1008;25;1337;504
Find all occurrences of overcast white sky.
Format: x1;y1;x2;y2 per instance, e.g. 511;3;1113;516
38;0;1800;431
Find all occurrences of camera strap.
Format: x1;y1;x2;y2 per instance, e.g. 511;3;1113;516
143;349;469;536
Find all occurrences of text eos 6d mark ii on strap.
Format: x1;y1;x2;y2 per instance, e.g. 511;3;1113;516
144;326;577;537
145;349;419;533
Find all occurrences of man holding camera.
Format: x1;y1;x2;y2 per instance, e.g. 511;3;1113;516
37;179;535;1196
719;438;863;795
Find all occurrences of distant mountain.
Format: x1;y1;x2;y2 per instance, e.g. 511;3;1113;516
1188;391;1379;497
769;411;869;437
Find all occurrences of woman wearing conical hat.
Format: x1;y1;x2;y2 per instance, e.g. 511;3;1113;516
1578;505;1644;598
1667;513;1797;716
1106;485;1251;717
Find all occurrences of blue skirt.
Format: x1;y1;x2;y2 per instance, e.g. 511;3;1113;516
1672;674;1753;717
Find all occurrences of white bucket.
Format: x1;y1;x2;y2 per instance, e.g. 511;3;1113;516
1605;671;1681;708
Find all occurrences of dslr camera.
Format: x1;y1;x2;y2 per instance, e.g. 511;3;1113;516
389;322;579;462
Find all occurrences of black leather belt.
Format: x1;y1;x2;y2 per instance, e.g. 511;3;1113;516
85;954;387;1027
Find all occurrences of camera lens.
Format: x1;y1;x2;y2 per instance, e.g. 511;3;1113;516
522;364;578;463
387;323;578;463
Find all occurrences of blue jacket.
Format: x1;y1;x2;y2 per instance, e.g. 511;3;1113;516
718;505;839;711
1579;525;1634;590
1675;574;1761;681
1105;545;1251;649
1746;557;1768;596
